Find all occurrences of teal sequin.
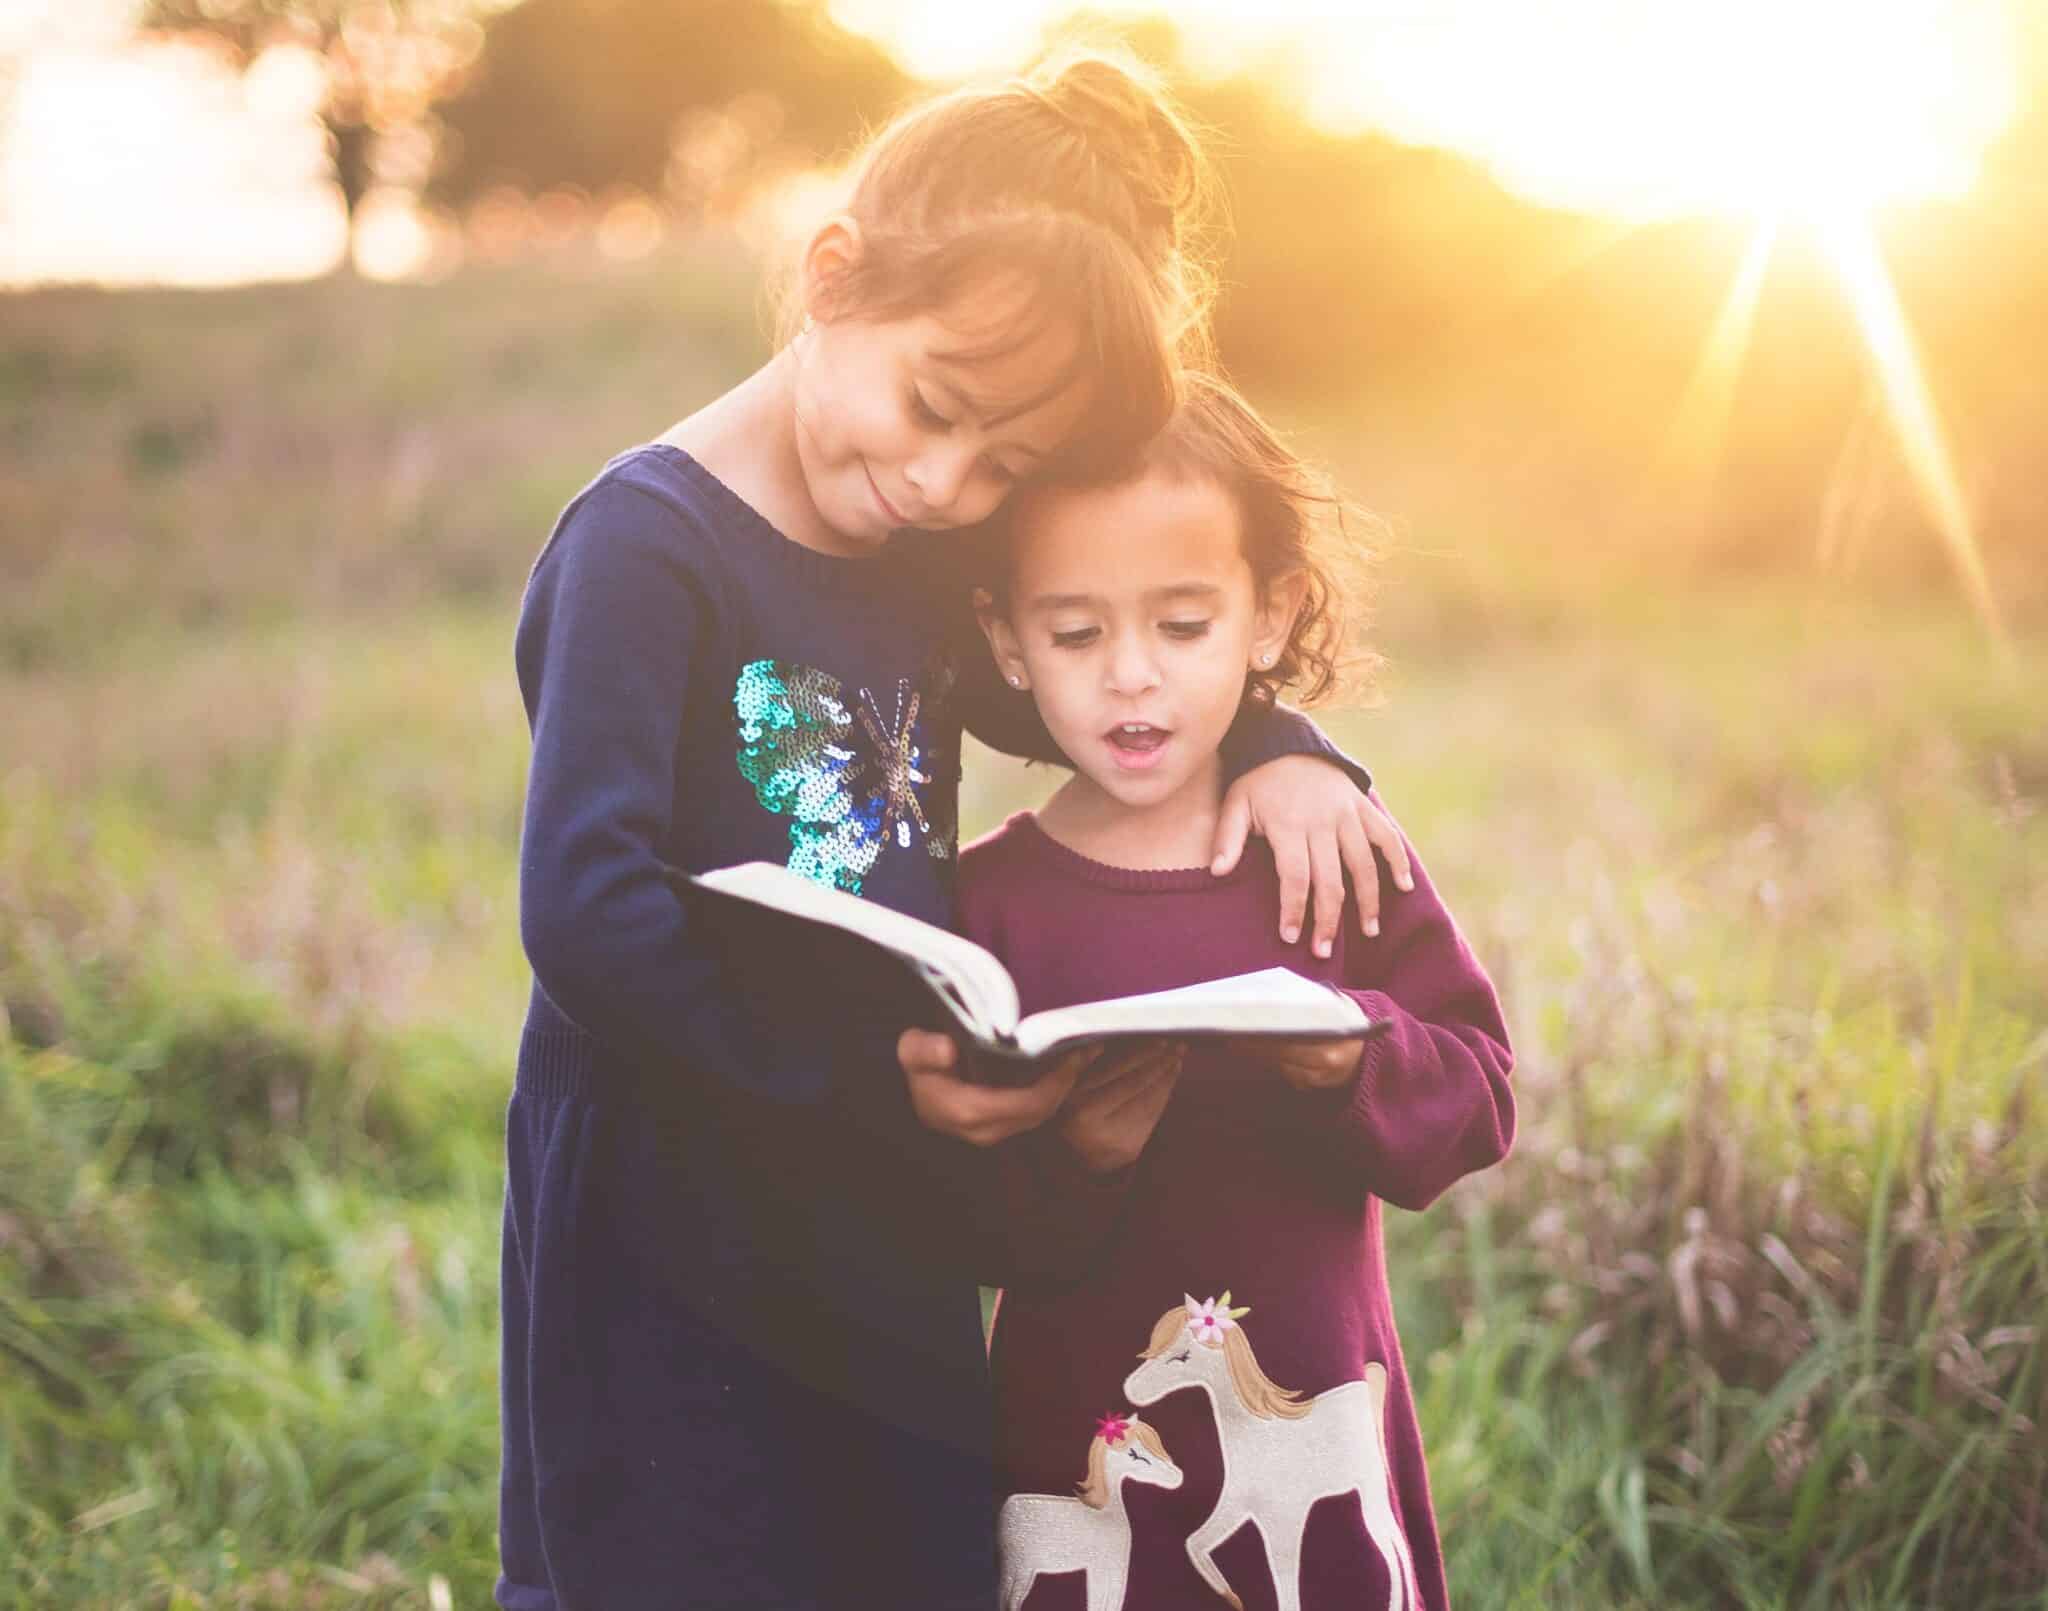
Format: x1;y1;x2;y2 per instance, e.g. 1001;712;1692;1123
733;657;955;893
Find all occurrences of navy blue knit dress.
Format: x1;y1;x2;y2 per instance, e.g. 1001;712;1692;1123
496;444;1365;1611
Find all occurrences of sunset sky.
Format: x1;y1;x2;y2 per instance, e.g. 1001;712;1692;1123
0;0;2029;285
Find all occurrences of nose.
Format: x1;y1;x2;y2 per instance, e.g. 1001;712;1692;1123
1105;628;1162;697
903;439;977;518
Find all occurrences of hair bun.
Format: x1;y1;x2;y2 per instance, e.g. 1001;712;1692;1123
820;40;1220;436
1023;50;1208;254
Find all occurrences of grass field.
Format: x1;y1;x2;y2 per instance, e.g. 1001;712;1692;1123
2;251;2043;1609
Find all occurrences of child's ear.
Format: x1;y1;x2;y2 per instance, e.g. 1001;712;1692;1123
1250;570;1309;673
799;216;863;325
973;587;1031;693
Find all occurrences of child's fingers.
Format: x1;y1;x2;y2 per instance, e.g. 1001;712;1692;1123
1057;1045;1184;1171
907;1068;1072;1147
1049;1043;1109;1088
1087;1050;1184;1117
896;1026;959;1075
1072;1042;1182;1105
1270;832;1311;945
1336;810;1381;938
899;1029;1086;1146
1121;1059;1182;1125
1209;789;1253;877
1072;1039;1175;1094
1307;826;1345;959
1361;796;1413;893
1276;1036;1369;1092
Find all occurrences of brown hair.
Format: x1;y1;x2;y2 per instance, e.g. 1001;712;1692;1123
1154;373;1379;707
801;50;1216;475
1137;1302;1312;1421
1075;1417;1175;1508
997;371;1382;706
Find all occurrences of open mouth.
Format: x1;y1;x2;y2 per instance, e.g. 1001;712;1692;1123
1104;722;1171;770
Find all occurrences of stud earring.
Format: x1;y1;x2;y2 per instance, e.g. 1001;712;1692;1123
1006;674;1022;688
1258;651;1274;668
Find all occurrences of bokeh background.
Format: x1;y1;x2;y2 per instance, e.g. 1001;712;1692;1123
2;2;2043;1606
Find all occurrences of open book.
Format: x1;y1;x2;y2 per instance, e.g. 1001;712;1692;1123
672;860;1377;1080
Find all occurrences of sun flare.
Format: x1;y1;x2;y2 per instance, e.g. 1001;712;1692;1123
848;0;2021;224
1290;0;2022;223
1811;211;2009;655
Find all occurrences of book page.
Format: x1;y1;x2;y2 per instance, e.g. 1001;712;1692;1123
1011;967;1368;1059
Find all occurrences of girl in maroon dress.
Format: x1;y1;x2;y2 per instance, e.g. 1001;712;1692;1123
954;374;1516;1611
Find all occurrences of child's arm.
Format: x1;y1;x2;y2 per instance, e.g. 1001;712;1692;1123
517;482;842;1095
1237;795;1515;1210
1209;739;1415;958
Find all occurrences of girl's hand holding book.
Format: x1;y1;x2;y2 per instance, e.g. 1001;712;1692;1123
1231;1033;1370;1093
1056;1040;1186;1173
898;1031;1186;1169
899;1028;1100;1147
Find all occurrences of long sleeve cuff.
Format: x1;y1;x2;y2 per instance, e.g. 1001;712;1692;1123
1297;986;1514;1211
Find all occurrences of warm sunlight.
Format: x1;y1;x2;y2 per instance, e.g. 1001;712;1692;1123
1653;206;2009;653
0;40;344;286
0;0;2021;643
7;1;2023;284
840;0;2028;622
834;0;2021;222
1657;218;1779;525
1312;0;2018;220
1812;211;2009;655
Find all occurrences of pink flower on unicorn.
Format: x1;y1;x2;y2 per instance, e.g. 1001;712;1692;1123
1094;1411;1134;1443
1185;1290;1251;1347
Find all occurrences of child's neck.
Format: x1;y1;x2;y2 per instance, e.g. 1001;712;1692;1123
659;351;850;558
1034;760;1224;872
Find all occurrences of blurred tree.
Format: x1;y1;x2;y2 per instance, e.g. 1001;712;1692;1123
429;0;907;214
141;0;508;257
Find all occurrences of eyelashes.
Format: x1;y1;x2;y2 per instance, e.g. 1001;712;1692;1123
1046;621;1213;650
908;387;1017;483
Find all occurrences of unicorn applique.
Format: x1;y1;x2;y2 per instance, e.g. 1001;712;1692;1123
1123;1294;1420;1611
997;1412;1184;1611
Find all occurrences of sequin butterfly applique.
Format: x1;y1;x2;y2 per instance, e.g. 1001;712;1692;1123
733;657;957;894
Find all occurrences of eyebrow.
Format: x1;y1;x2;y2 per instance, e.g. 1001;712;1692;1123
1024;582;1226;612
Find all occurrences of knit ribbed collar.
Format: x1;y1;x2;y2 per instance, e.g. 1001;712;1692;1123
1004;810;1257;893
